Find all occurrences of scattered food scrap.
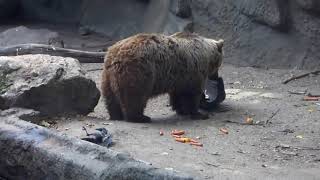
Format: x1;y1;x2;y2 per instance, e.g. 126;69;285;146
40;120;51;128
175;137;194;143
160;130;164;136
308;107;315;113
168;129;204;147
303;96;320;101
171;130;185;136
219;127;229;134
245;117;254;125
175;137;203;147
172;134;182;138
175;137;189;143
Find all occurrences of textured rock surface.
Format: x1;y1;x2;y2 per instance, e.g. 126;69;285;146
81;0;192;37
0;0;19;20
170;0;192;18
0;108;193;180
0;26;61;47
296;0;320;13
0;55;100;116
234;0;289;30
191;0;320;69
20;0;83;23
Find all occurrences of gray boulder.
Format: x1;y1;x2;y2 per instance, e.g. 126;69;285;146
0;54;100;116
0;26;62;47
296;0;320;13
0;109;193;180
234;0;288;30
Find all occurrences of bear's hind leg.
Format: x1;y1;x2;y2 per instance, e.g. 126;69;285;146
120;96;151;123
101;72;124;120
116;64;153;123
103;89;124;120
105;95;124;120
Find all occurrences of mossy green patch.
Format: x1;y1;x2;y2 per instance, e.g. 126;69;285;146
0;74;11;94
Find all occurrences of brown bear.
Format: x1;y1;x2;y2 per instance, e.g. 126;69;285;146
101;32;224;122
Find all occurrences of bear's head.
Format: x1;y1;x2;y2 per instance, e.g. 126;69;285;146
171;32;224;78
207;38;224;79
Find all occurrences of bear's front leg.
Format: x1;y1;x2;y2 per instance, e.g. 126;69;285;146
188;93;209;120
169;92;186;114
170;91;209;120
169;92;193;115
101;75;124;120
123;109;152;123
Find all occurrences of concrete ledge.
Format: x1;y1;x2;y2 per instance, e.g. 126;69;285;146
0;109;193;180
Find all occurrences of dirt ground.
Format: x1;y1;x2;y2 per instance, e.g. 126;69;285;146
1;23;320;180
49;63;320;180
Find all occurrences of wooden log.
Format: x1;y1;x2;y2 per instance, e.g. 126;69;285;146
0;44;106;63
282;70;320;84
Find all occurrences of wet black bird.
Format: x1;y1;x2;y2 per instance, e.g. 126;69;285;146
81;126;113;147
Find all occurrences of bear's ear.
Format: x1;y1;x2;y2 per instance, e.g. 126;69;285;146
216;39;224;53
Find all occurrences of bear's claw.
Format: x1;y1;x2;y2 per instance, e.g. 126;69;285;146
190;112;209;120
126;115;152;123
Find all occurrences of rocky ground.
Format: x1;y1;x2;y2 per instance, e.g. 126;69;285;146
45;63;320;180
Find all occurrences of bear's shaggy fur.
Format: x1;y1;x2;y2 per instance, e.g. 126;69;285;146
101;32;224;122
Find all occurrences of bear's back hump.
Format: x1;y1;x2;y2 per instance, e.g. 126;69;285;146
106;34;178;65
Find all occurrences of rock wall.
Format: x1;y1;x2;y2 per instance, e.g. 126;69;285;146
191;0;320;69
16;0;192;39
0;0;319;69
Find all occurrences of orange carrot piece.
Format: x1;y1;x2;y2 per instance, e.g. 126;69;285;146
171;130;185;135
172;135;182;138
219;127;229;134
159;130;164;136
303;96;320;101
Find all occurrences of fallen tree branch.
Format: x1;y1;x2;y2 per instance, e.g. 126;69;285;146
0;44;106;63
282;70;320;84
87;68;104;72
265;108;280;125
